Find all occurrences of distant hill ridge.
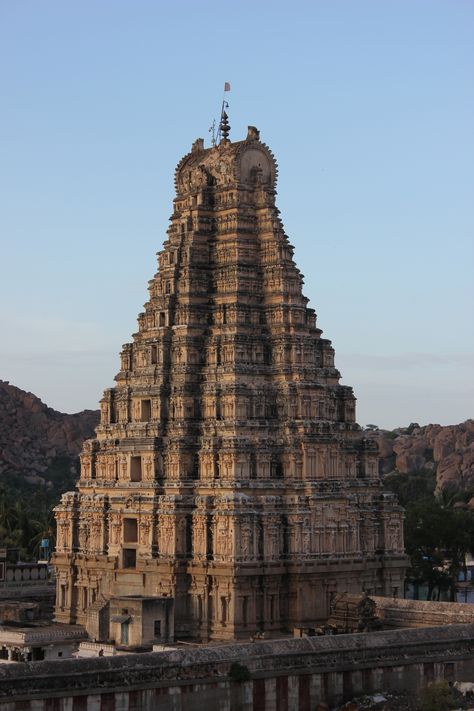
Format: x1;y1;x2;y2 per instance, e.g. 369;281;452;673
0;380;99;488
0;380;472;493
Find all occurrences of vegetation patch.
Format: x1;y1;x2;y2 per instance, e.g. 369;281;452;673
228;662;251;682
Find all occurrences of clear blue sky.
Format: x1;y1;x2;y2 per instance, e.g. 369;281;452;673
0;0;472;429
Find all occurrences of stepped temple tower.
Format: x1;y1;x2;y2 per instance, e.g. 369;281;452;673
53;123;406;646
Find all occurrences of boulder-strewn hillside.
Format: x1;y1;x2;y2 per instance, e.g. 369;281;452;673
0;380;99;489
368;420;474;492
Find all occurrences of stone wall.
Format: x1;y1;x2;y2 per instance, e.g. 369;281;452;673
1;625;474;709
0;579;55;621
372;595;474;627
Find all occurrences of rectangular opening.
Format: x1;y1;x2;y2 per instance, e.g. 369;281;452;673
141;399;151;422
121;621;129;645
154;620;161;638
186;514;193;555
123;518;138;543
242;596;248;627
159;312;165;327
220;596;227;624
151;345;158;364
123;548;136;569
130;456;142;482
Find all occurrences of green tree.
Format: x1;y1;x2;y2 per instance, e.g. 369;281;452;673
404;499;474;600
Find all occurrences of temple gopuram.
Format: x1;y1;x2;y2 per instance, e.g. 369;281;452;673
53;120;406;646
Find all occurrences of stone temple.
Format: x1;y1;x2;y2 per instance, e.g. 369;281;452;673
53;121;406;647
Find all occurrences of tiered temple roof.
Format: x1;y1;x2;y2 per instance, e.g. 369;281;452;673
53;125;406;644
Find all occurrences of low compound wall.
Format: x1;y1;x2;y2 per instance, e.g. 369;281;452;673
1;625;474;710
372;595;474;627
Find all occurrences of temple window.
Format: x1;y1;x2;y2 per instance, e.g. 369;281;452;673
123;518;138;543
273;461;283;478
120;621;130;644
242;596;248;626
130;456;142;482
250;453;257;479
186;514;193;555
123;549;136;569
269;595;275;624
151;345;158;364
220;597;227;624
140;399;151;422
206;516;214;558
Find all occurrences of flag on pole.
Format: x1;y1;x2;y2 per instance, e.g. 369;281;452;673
224;82;231;92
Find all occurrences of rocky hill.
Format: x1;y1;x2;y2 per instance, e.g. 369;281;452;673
0;380;99;491
368;420;474;492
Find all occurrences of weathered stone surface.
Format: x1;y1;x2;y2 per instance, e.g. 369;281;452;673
53;125;406;645
328;592;381;633
371;595;474;627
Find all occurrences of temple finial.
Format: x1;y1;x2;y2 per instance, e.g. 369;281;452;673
215;82;231;145
219;110;230;143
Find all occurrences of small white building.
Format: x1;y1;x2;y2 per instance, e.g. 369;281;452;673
0;624;87;662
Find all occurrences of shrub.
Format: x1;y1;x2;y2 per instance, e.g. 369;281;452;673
228;662;251;682
417;680;456;711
